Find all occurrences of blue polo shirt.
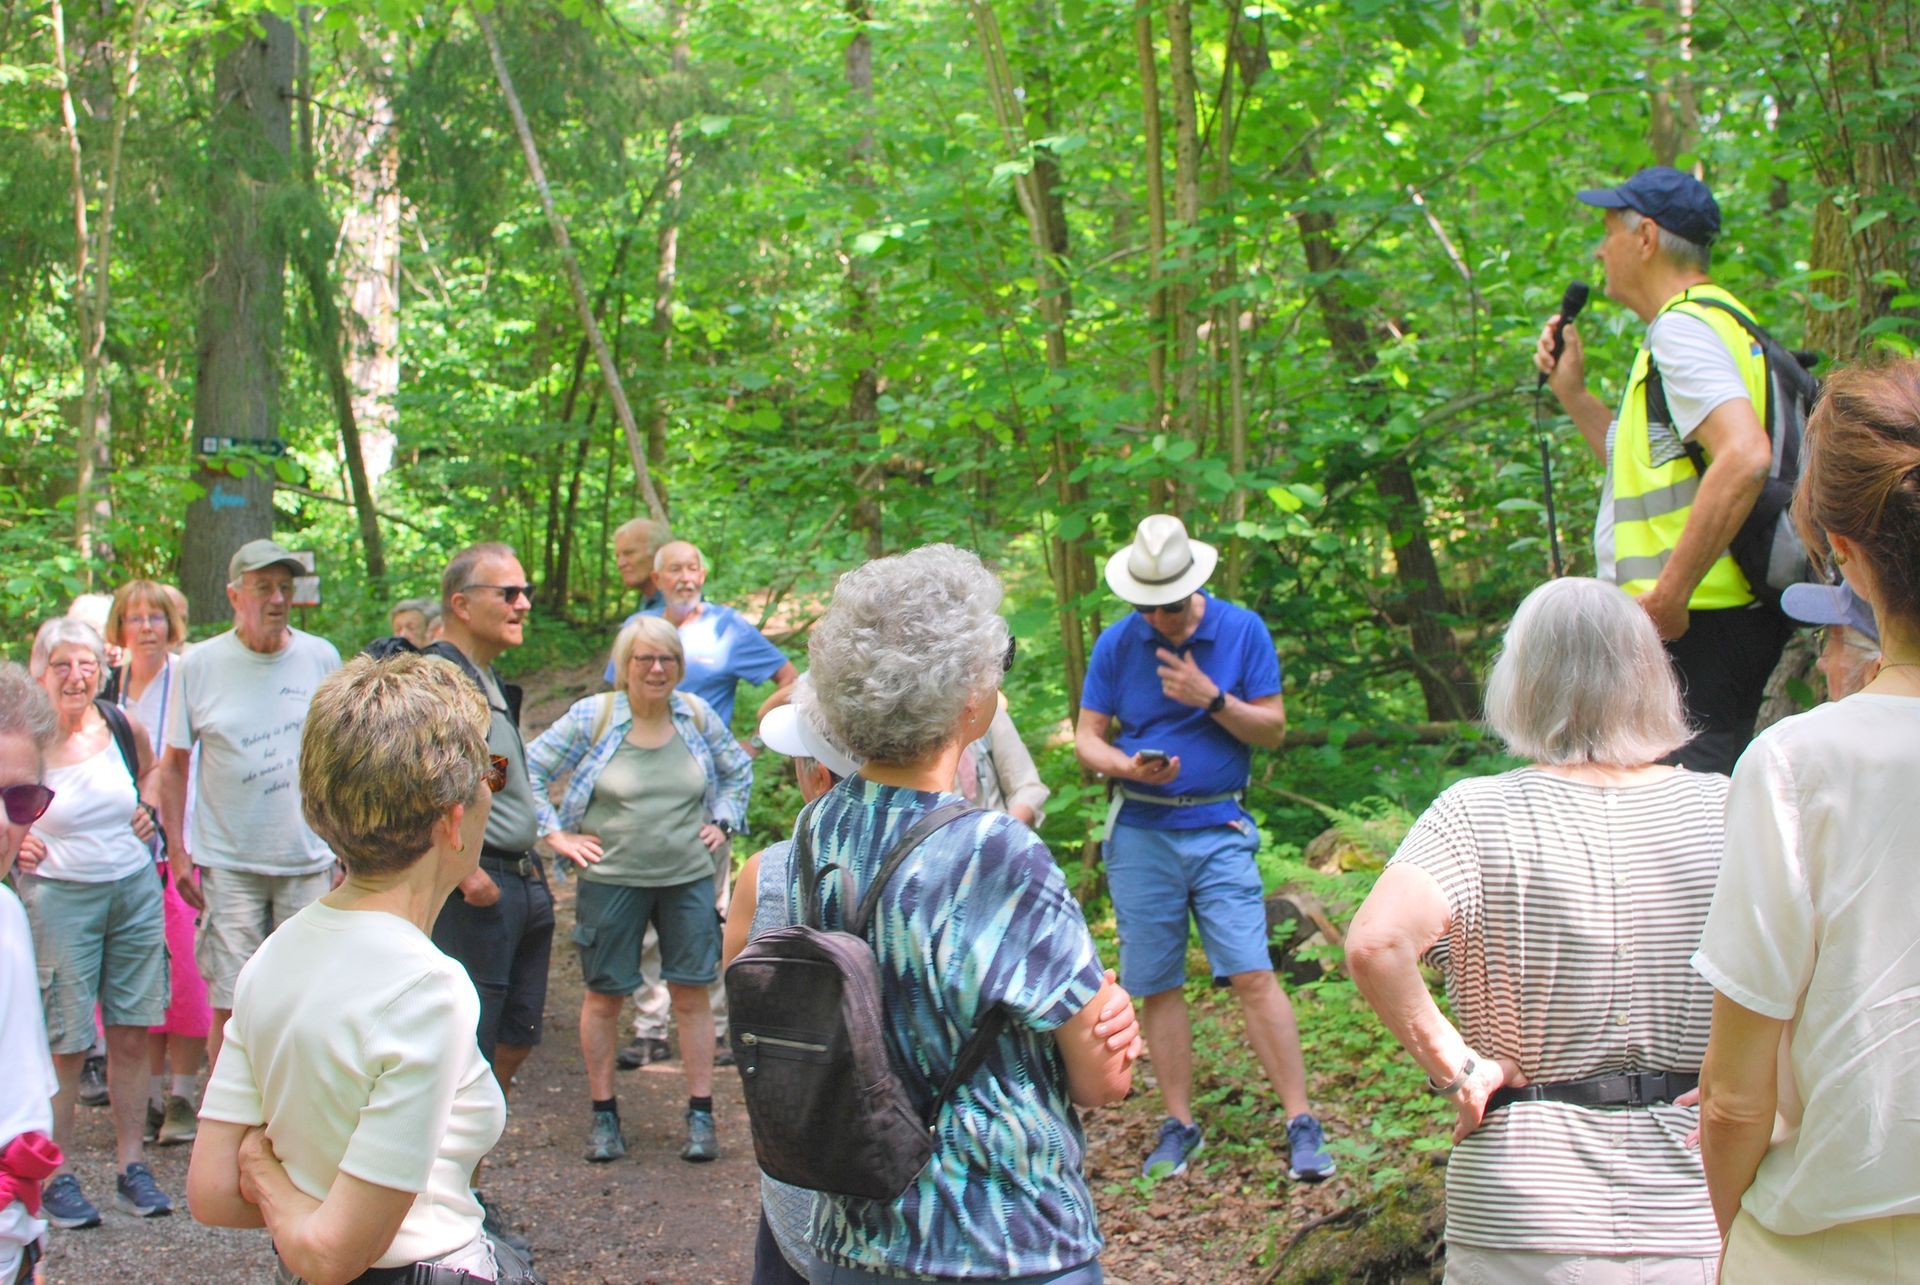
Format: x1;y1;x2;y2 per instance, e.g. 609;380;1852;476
604;599;788;728
1080;592;1282;829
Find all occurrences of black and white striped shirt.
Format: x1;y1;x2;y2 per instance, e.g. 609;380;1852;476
1391;768;1726;1256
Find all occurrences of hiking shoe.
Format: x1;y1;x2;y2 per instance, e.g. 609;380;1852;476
1287;1113;1336;1183
78;1054;109;1106
585;1108;627;1162
475;1190;534;1258
116;1162;173;1217
713;1038;735;1069
144;1100;164;1143
616;1036;670;1070
156;1093;198;1146
1142;1117;1204;1178
43;1174;101;1229
681;1107;718;1162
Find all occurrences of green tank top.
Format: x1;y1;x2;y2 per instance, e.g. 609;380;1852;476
578;735;713;886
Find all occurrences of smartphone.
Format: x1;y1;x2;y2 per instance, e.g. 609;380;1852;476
1136;749;1170;765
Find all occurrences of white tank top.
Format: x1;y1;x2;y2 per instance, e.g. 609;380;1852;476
35;739;152;883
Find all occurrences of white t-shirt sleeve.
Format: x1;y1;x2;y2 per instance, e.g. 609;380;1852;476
336;969;478;1194
164;653;196;752
199;1013;267;1126
1649;311;1751;439
1691;735;1816;1021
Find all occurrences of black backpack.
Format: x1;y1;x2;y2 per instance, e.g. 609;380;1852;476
724;796;1007;1202
1646;295;1822;609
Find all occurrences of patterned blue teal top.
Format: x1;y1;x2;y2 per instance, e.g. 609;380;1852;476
786;777;1107;1279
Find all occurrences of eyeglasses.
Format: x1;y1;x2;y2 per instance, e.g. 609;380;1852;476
1819;626;1879;655
628;653;678;670
1138;597;1190;617
46;658;100;677
483;756;509;793
124;613;170;629
2;783;55;825
462;584;535;605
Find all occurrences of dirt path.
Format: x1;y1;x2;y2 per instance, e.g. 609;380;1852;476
36;660;1377;1283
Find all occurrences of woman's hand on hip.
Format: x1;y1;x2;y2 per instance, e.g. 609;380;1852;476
1450;1055;1525;1144
698;823;728;853
546;830;603;868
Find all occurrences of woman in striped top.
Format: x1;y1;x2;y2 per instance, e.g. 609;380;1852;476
1348;577;1723;1283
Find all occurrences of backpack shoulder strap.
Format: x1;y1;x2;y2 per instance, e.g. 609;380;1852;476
923;1005;1011;1129
94;697;141;781
846;802;980;939
791;796;831;930
589;692;616;745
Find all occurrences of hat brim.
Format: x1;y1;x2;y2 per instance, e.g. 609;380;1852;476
233;557;307;579
1104;540;1218;606
757;704;862;779
1780;583;1878;642
1575;186;1632;210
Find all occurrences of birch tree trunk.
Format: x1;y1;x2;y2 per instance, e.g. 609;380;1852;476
475;6;668;523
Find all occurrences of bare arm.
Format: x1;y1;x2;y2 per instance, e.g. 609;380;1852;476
1639;398;1773;639
1073;709;1180;788
236;1127;412;1285
158;745;202;912
722;851;763;968
1153;649;1286;750
1051;971;1143;1108
1534;318;1613;460
1699;991;1785;1236
186;1119;267;1230
1346;864;1520;1141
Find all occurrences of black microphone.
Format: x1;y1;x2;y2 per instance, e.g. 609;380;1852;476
1538;280;1591;388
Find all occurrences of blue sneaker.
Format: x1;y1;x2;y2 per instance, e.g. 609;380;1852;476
43;1173;101;1229
116;1161;173;1217
1142;1117;1204;1178
1287;1112;1335;1182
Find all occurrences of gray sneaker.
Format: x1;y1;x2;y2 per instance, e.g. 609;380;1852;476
143;1101;164;1144
156;1093;198;1146
115;1162;173;1217
78;1054;109;1107
681;1107;718;1162
616;1036;671;1070
585;1108;627;1163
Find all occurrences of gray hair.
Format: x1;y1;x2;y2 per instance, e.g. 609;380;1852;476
653;540;707;574
440;542;518;610
0;662;57;753
390;596;435;619
29;618;108;679
615;517;672;547
1484;578;1691;767
611;614;685;678
805;544;1008;764
1621;209;1711;274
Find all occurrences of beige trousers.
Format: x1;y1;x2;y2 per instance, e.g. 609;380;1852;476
1445;1244;1716;1284
1720;1207;1920;1281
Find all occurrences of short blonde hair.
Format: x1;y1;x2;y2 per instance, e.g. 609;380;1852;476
611;615;684;682
107;580;185;647
300;653;492;878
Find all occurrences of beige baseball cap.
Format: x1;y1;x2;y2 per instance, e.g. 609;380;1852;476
228;538;306;582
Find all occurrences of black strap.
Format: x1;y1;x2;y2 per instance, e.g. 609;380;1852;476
94;697;141;782
1486;1070;1697;1115
922;1005;1009;1129
845;801;978;939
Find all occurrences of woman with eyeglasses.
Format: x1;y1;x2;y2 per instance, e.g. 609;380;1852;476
0;662;63;1285
526;614;752;1168
187;652;538;1285
18;618;172;1230
105;580;211;1150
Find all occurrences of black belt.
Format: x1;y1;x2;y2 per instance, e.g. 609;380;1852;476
345;1263;486;1285
480;846;540;879
1487;1070;1697;1114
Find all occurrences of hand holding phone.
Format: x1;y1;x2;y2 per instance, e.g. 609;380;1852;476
1129;749;1179;784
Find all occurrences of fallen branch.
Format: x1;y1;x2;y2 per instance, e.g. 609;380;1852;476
1262;1202;1372;1283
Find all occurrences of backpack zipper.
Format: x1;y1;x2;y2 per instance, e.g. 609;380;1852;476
739;1031;829;1054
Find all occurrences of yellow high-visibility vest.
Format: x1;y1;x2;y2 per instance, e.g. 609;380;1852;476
1611;284;1769;609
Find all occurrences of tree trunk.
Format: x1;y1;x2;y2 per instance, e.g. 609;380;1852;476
1217;33;1250;597
846;0;883;557
179;16;297;625
299;247;388;583
647;0;690;502
475;6;668;524
1164;0;1203;479
335;35;401;490
1134;2;1169;509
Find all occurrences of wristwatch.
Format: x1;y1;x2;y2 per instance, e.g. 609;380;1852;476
712;819;736;838
1206;690;1228;715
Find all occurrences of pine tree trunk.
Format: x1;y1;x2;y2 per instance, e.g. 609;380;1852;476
179;16;297;625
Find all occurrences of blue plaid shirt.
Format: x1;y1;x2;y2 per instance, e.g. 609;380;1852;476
525;690;753;837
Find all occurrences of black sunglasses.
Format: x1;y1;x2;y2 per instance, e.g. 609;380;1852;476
483;755;509;793
1139;597;1190;616
462;583;535;605
2;783;55;826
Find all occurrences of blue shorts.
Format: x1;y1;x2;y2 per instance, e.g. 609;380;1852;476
1104;818;1270;996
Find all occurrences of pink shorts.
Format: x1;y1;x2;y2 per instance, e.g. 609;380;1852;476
151;863;210;1039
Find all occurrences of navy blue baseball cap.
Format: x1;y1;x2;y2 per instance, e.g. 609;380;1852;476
1576;166;1721;248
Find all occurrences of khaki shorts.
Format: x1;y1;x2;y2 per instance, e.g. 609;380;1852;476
196;867;331;1009
1445;1245;1716;1284
1721;1207;1920;1281
19;869;169;1054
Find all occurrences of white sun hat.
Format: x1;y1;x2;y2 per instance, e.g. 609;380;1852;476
757;675;863;779
1103;514;1218;605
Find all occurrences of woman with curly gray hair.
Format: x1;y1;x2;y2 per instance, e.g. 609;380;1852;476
777;544;1140;1284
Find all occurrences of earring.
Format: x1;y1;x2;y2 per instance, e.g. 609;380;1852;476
1835;551;1849;565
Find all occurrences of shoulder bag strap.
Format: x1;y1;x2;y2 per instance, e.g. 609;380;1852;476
94;697;141;782
922;1005;1011;1129
792;796;829;930
845;801;980;940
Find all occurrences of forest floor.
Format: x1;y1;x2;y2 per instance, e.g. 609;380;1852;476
40;661;1429;1284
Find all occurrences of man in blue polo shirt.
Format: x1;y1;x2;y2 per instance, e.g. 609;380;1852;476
1076;514;1333;1184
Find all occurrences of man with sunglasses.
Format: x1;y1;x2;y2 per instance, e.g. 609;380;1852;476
1076;515;1334;1186
0;664;61;1284
159;539;342;1078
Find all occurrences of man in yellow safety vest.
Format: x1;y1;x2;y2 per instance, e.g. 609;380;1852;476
1533;166;1792;774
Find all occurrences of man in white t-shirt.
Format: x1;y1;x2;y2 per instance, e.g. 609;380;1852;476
0;664;62;1284
158;539;341;1072
1534;167;1791;774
